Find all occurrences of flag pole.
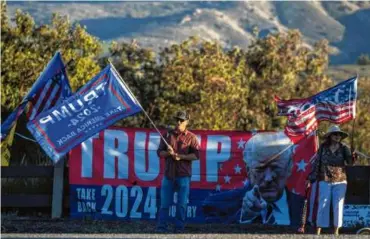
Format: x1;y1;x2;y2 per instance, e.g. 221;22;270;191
108;60;171;148
350;75;358;161
311;129;321;229
350;113;356;160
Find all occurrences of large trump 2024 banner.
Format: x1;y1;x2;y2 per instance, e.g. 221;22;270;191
70;127;320;226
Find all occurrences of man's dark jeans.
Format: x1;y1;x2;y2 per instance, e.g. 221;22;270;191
157;176;190;231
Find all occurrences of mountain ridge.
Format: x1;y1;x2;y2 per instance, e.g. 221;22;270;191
6;1;370;65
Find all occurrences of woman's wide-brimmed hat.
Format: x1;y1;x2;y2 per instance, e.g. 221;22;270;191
324;125;348;139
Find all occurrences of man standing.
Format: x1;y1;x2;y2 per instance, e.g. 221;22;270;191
156;110;200;233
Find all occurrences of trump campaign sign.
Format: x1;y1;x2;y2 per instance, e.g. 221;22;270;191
28;65;142;163
69;127;319;226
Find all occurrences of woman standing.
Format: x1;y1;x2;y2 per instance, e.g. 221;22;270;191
308;125;354;236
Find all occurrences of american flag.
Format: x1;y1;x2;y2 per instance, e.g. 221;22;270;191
275;77;357;136
26;70;70;120
1;52;72;141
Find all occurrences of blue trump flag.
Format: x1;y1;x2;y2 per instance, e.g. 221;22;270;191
27;64;143;163
1;52;72;141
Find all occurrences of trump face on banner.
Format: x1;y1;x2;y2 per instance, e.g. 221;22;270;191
202;132;305;226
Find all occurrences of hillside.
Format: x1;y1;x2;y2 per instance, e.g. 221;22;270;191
6;1;370;64
327;65;370;81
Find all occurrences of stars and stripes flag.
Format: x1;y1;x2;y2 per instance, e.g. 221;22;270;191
1;52;72;141
27;64;143;163
275;76;357;136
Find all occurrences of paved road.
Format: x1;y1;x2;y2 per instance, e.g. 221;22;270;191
2;234;368;239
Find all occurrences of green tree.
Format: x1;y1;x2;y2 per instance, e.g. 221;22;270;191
2;3;370;164
104;40;161;128
240;30;333;130
149;31;334;131
1;2;102;165
352;77;370;165
357;54;370;65
155;36;249;130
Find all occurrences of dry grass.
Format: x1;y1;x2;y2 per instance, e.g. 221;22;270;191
327;65;370;82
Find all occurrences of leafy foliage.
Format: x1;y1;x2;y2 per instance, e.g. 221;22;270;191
357;54;370;65
155;37;250;130
105;31;370;163
239;30;332;130
352;77;370;165
1;2;102;111
2;2;369;164
103;40;161;128
1;2;102;165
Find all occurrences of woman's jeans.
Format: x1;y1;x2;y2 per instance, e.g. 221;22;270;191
157;176;190;230
316;181;347;228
